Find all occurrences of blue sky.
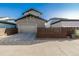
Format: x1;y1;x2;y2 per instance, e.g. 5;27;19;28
0;3;79;20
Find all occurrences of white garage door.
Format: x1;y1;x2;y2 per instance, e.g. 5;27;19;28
17;24;37;33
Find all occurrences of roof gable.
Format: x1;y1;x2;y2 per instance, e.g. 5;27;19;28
23;8;42;15
16;14;47;22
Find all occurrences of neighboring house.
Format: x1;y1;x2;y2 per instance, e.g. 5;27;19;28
16;9;47;33
0;17;17;36
45;18;60;28
46;18;79;27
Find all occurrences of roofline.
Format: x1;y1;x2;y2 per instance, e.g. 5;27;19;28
16;14;47;22
51;19;79;25
0;21;16;25
22;8;42;15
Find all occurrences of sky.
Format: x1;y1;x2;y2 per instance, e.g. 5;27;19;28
0;3;79;20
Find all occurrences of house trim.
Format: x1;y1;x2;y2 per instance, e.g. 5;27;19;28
51;19;79;25
0;21;16;25
16;14;47;22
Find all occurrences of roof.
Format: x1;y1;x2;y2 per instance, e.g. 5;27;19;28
50;18;79;25
0;17;12;20
49;18;68;21
0;21;16;25
23;8;42;15
16;14;47;22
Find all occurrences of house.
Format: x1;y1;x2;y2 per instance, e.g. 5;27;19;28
15;8;79;38
47;18;79;28
0;17;17;36
16;9;47;33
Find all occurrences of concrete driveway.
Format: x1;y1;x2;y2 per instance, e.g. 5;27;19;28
0;33;79;55
0;32;36;44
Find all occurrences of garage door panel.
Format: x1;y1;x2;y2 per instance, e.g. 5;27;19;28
18;24;37;33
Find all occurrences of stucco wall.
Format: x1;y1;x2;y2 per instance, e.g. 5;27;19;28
0;28;7;36
16;16;45;33
51;22;62;27
16;17;29;25
16;16;45;27
51;21;79;27
29;16;45;27
61;21;79;27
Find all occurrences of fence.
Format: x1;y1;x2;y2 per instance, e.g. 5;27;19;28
5;28;18;35
37;27;79;38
